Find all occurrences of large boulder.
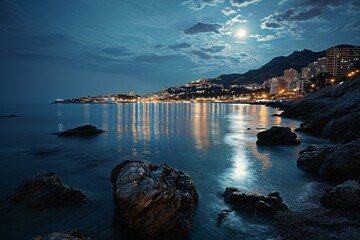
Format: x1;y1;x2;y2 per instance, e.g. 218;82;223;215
320;180;360;210
256;126;300;145
322;112;360;143
34;230;89;240
297;145;335;172
10;172;87;207
57;124;103;137
320;140;360;181
223;187;288;213
297;140;360;181
110;160;198;238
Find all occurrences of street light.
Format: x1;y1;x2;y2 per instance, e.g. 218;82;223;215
331;79;335;85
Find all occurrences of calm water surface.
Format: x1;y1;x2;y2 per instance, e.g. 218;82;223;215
0;103;324;240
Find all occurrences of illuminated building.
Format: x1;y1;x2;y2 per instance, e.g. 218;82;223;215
326;45;360;77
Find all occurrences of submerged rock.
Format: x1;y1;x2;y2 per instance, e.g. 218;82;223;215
34;230;89;240
297;140;360;181
10;172;87;207
274;208;360;240
110;160;198;238
256;126;300;145
57;124;103;137
223;187;288;213
320;180;360;210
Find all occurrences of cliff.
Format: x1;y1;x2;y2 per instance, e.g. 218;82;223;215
281;76;360;143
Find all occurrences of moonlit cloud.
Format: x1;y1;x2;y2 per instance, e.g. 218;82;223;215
184;22;223;34
230;0;262;8
221;7;237;16
226;14;248;25
190;50;212;59
182;0;224;10
257;35;278;42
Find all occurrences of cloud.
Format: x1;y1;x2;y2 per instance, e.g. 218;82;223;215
100;46;133;56
182;0;223;10
221;7;236;16
278;0;290;5
260;7;324;39
298;0;344;8
169;42;191;50
200;44;230;53
257;35;278;42
190;50;211;59
249;34;278;42
230;0;261;8
317;26;338;33
343;19;360;31
184;22;223;34
226;14;248;25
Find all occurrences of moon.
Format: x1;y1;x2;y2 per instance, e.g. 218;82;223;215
236;29;247;38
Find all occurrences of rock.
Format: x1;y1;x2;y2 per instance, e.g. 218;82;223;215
280;77;360;143
322;112;360;143
110;160;198;238
320;180;360;210
57;124;103;137
271;113;282;117
297;145;335;172
320;140;360;181
297;140;360;181
10;172;87;207
274;208;360;240
223;187;288;213
217;209;233;226
256;126;301;145
34;230;89;240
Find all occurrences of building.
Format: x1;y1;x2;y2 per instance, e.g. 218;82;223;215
269;77;288;95
284;68;299;81
289;79;309;93
316;57;327;74
326;45;360;77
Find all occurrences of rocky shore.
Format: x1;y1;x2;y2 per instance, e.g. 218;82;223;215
270;76;360;239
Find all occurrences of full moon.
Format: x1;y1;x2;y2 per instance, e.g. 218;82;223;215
236;29;247;38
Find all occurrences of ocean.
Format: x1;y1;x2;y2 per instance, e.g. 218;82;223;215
0;103;325;239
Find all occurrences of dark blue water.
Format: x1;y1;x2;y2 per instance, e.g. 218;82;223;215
0;103;325;239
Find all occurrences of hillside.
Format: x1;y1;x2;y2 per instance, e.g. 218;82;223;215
214;49;326;86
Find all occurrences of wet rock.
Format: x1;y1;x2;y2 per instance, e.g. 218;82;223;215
110;160;198;238
256;126;300;145
320;140;360;181
217;209;233;226
322;112;360;143
274;208;360;240
10;172;87;207
271;113;282;117
320;180;360;210
297;140;360;181
34;230;89;240
223;187;288;213
297;145;335;172
280;77;360;143
57;124;103;137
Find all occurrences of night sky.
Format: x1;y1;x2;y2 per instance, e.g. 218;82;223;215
1;0;359;102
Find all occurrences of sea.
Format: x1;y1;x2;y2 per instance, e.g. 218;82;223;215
0;103;326;240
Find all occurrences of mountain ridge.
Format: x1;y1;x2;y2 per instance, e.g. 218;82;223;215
213;48;327;86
